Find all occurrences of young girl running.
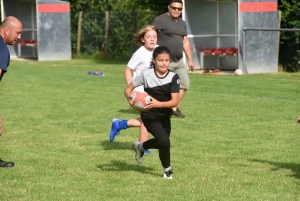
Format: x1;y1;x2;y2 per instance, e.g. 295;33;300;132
124;46;180;179
109;26;158;154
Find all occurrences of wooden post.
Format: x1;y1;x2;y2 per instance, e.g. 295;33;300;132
278;11;282;71
104;11;109;59
278;11;281;52
132;9;137;53
77;11;83;57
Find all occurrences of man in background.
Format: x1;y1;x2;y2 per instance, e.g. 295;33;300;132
152;0;194;118
0;16;23;167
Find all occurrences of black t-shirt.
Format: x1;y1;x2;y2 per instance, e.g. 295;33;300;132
132;68;180;117
0;36;10;81
152;13;187;62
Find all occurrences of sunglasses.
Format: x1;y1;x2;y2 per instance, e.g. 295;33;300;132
170;6;183;11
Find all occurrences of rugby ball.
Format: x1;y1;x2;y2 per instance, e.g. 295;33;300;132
131;91;151;111
234;69;242;76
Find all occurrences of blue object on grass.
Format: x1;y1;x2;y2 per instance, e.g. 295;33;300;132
87;71;105;76
144;149;152;155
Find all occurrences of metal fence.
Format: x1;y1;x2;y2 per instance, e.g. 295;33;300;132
279;31;300;72
70;10;159;60
242;28;300;73
71;11;300;72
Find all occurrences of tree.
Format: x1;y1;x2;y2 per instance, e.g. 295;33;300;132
65;0;167;59
278;0;300;72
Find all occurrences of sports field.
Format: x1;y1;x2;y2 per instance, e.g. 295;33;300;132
0;59;299;200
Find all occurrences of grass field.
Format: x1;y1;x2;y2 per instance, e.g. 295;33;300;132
0;59;299;200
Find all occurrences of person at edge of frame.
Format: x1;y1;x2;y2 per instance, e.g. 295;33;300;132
0;16;23;168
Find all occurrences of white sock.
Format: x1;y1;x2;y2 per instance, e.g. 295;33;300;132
164;167;171;172
138;143;145;152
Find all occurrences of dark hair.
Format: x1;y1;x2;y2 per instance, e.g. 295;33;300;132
169;0;183;5
150;46;171;68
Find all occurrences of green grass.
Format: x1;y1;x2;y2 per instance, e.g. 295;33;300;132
0;59;299;200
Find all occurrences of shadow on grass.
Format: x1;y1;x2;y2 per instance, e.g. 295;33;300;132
99;140;132;151
96;160;159;176
97;140;160;176
250;159;300;180
117;108;140;115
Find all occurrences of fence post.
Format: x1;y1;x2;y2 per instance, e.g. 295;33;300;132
104;11;109;59
77;11;83;57
277;11;282;71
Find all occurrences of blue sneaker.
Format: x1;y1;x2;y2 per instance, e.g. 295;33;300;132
109;118;121;142
144;149;152;155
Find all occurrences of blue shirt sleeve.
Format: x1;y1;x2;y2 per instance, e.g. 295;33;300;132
0;46;9;72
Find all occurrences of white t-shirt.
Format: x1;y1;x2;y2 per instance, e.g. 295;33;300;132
127;45;158;92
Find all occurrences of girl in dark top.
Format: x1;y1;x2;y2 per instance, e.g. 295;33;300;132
124;46;180;179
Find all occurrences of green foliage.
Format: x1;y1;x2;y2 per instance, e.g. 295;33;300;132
66;0;167;59
279;0;300;72
108;9;163;60
70;11;106;56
